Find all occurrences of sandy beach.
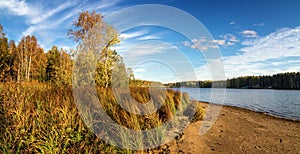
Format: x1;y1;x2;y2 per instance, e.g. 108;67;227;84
160;103;300;153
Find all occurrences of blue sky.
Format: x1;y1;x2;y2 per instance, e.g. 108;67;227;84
1;0;300;83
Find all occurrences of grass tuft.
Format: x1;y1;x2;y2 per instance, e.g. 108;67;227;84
0;83;205;153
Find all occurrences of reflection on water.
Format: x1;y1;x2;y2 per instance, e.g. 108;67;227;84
175;88;300;120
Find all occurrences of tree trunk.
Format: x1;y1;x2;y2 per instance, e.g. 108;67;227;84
27;55;31;81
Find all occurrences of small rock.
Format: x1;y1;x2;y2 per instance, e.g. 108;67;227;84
254;145;261;149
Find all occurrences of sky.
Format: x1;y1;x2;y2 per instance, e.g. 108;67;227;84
1;0;300;83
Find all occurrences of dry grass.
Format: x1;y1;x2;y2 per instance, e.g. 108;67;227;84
0;83;204;153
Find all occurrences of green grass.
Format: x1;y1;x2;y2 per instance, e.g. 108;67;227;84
0;83;204;153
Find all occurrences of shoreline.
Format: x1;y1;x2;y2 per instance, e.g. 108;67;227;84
198;101;300;122
156;101;300;153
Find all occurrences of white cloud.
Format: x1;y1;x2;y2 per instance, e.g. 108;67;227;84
183;37;218;51
222;34;239;43
120;30;148;39
30;2;73;24
237;27;300;63
187;26;300;81
136;35;160;41
229;21;236;25
241;30;258;38
22;24;44;36
120;29;162;41
211;39;225;46
0;0;34;16
14;0;121;50
224;26;300;78
183;34;239;51
181;26;299;80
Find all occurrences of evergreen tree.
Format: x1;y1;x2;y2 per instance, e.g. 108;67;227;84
46;46;61;84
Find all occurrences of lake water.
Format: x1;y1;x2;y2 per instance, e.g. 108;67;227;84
174;88;300;120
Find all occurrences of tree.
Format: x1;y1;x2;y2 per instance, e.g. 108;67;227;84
68;10;122;87
96;50;127;87
15;35;40;82
127;67;135;81
111;57;128;88
45;46;73;86
8;40;17;80
0;24;10;81
32;47;47;82
59;49;73;85
68;11;102;43
46;46;61;84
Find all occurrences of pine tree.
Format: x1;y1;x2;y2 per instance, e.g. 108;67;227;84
46;46;61;84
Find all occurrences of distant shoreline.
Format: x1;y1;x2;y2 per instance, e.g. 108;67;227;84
166;72;300;90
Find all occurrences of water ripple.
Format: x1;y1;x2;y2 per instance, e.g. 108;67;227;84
176;88;300;120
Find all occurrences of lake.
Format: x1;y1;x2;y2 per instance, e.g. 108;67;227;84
174;88;300;120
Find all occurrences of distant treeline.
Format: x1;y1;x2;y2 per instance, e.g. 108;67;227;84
167;72;300;89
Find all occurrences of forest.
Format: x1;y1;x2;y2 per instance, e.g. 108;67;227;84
0;11;136;87
169;72;300;89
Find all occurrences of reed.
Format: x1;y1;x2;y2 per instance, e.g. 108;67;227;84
0;83;204;153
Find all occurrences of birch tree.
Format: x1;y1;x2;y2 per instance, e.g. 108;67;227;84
68;10;122;87
15;35;40;82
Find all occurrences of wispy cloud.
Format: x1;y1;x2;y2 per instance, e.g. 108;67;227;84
120;29;162;41
237;26;300;63
222;26;300;79
241;30;258;38
254;23;265;27
0;0;121;50
183;34;239;51
0;0;36;16
229;21;236;25
183;37;218;51
229;21;240;29
183;26;300;80
120;30;148;39
222;34;239;43
136;35;161;41
211;39;225;46
30;2;74;25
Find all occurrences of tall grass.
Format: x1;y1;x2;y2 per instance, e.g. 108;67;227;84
0;83;204;153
